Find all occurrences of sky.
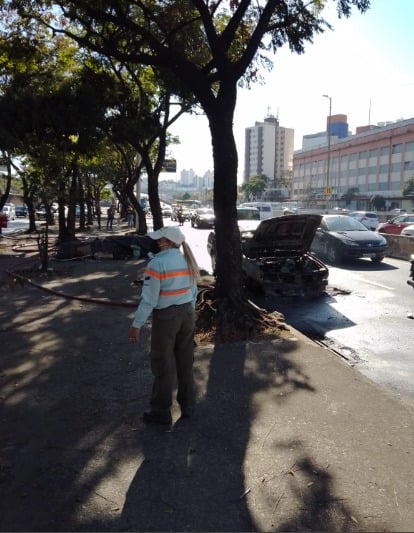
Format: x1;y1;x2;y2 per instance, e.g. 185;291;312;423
164;0;414;183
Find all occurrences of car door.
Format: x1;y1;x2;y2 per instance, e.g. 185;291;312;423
393;215;413;234
310;223;327;254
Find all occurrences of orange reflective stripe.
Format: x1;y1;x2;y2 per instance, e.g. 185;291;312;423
145;268;191;280
159;288;190;297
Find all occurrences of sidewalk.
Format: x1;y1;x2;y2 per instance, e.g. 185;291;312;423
0;242;413;532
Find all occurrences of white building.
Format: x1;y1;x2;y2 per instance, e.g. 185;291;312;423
243;115;294;184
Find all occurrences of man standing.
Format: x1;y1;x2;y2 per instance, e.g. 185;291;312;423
106;205;115;230
128;226;199;425
127;206;135;228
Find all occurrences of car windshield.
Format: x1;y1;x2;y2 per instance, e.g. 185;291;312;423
324;216;368;232
237;208;260;220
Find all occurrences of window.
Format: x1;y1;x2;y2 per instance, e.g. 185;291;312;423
369;148;378;158
392;143;402;154
406;142;414;153
380;146;388;156
359;151;367;160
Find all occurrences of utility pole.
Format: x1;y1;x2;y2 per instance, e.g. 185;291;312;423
323;94;332;209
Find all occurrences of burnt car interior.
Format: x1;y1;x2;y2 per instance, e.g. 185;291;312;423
240;214;328;298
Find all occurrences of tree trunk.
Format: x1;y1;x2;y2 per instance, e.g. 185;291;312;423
147;168;163;231
207;95;244;304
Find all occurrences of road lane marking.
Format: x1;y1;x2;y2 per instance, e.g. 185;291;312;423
363;280;394;290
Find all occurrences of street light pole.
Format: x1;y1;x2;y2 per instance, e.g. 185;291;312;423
323;94;332;207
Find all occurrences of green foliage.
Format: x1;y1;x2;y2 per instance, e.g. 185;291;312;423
241;175;267;199
402;178;414;197
341;187;359;206
370;194;385;210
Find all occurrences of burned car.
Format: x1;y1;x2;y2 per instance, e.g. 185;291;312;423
207;213;329;298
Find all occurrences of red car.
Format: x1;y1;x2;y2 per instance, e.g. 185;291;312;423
377;214;414;234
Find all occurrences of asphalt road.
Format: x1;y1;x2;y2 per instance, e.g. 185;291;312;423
180;222;414;409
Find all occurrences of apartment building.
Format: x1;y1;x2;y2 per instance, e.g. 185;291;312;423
293;117;414;210
244;115;294;186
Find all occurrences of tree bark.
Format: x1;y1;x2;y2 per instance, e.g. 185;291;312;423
206;89;244;304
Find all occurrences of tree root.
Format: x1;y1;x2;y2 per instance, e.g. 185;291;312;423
195;285;291;345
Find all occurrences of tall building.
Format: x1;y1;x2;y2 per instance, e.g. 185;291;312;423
293;117;414;210
302;114;349;150
244;115;294;184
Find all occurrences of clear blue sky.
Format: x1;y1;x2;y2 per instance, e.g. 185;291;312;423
168;0;414;181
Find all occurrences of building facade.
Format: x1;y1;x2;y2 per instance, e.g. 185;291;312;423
244;115;294;185
293;117;414;210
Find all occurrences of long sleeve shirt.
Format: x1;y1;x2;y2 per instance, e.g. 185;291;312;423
132;247;198;328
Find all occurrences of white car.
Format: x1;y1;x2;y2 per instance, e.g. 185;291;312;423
401;224;414;237
1;204;16;220
348;211;379;230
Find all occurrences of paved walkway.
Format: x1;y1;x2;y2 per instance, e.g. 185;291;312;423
0;234;413;531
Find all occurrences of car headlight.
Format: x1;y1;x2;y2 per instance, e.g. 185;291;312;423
241;231;255;239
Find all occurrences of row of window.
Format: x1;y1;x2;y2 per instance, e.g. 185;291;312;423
296;141;414;177
297;180;403;196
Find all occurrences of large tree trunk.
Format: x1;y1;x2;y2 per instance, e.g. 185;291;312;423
207;94;244;304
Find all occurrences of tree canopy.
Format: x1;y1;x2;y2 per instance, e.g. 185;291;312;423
1;0;371;339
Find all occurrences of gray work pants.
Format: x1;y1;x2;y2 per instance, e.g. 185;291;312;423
149;302;196;414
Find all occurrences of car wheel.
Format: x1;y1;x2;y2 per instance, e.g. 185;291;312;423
326;243;343;264
371;255;384;263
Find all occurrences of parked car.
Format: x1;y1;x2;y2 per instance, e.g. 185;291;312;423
15;205;28;217
377;214;414;235
35;207;47;220
400;224;414;237
190;208;215;229
348;211;379;230
207;213;329;298
1;204;16;220
161;206;172;217
311;214;388;264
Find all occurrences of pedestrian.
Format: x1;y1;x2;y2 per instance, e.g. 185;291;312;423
106;205;115;230
177;207;185;226
127;206;135;229
96;205;102;230
128;226;199;425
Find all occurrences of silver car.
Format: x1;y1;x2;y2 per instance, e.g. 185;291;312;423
348;211;379;230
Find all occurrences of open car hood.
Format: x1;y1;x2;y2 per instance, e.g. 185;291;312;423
241;214;322;258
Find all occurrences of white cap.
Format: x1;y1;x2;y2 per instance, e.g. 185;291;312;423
147;226;185;245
